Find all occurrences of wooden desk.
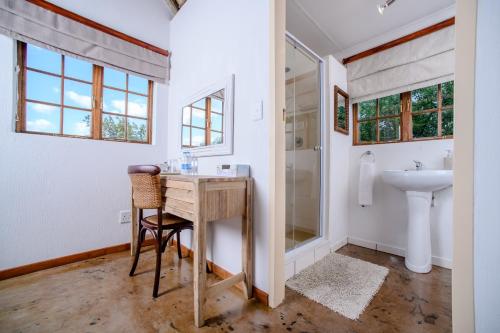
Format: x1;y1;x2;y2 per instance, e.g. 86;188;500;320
130;174;253;327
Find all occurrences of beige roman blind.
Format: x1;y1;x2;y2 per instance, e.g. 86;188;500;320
0;0;169;82
347;26;455;103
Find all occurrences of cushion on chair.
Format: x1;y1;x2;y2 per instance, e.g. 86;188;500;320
143;213;191;227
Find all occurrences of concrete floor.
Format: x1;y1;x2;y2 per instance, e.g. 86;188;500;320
0;244;451;332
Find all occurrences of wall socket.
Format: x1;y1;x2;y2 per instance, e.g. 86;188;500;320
119;210;131;224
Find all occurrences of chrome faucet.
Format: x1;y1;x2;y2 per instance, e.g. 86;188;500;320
414;160;423;171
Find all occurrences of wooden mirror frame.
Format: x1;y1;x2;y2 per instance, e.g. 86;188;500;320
334;86;349;135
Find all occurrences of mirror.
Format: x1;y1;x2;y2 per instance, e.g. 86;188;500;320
334;85;349;135
181;75;234;156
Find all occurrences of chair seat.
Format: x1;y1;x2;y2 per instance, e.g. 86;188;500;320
143;213;191;228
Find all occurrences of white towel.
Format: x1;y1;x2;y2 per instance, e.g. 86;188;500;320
358;160;375;206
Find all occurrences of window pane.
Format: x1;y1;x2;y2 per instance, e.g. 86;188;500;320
192;98;206;110
192;108;206;128
128;93;148;118
182;107;191;125
442;108;454;136
379;94;400;116
191;127;206;147
442;81;454;107
379;118;400;141
412;112;438;138
127;117;148;142
210;112;223;131
128;75;148;94
63;108;91;136
27;44;61;74
26;102;60;134
210;131;223;145
102;114;125;139
103;88;126;114
182;126;191;146
359;100;376;119
64;80;92;109
103;68;126;89
64;56;92;82
211;98;223;113
26;70;61;104
359;120;376;142
412;85;438;112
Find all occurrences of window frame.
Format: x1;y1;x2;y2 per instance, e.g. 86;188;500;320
16;41;154;144
353;82;454;145
181;95;224;148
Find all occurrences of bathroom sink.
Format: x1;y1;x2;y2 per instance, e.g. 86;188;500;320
382;170;453;192
382;169;453;273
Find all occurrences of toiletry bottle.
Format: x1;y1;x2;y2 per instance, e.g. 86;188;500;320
444;150;453;170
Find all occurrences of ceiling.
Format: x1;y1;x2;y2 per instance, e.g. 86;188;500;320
286;0;455;61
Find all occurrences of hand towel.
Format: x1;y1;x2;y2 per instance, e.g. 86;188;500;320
358;160;375;206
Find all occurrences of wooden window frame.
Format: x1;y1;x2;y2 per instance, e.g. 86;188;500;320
181;96;224;148
16;41;154;144
353;83;454;145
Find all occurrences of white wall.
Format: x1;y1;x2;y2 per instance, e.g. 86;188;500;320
474;0;500;330
327;56;350;250
348;140;454;267
0;1;171;270
166;0;271;292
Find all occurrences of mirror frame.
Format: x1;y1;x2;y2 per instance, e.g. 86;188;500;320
181;74;235;157
333;85;349;135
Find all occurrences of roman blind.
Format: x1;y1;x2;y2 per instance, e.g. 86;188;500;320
347;25;455;103
0;0;169;82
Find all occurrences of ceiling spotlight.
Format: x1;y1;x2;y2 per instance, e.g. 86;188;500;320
377;0;396;15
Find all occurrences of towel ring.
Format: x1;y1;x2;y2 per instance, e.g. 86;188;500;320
360;150;375;162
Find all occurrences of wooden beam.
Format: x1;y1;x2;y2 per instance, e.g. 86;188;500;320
342;17;455;65
26;0;169;57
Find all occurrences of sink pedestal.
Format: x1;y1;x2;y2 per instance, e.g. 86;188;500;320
405;191;432;273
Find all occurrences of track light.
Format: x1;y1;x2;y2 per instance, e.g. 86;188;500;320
377;0;396;15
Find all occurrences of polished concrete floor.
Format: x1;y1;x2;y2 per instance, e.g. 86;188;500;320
0;244;451;332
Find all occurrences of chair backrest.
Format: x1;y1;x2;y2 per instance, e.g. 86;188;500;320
128;165;162;209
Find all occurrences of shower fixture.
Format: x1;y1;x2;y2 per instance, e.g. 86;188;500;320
377;0;396;15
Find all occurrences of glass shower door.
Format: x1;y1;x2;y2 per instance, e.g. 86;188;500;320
285;36;322;251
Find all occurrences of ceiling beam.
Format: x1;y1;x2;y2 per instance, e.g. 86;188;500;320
342;17;455;65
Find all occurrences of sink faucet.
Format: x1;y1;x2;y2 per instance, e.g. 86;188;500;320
414;160;423;171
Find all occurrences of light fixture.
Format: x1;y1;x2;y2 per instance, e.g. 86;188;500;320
377;0;396;15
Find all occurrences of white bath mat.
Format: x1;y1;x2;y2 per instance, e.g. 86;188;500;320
286;252;389;320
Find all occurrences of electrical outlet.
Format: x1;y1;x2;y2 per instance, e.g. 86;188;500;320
119;210;131;224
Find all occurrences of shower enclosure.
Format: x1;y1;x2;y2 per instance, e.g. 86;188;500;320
285;34;323;251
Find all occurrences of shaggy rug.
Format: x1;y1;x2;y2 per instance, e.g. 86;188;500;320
286;252;389;320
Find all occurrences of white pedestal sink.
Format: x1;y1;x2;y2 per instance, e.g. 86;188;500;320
382;170;453;273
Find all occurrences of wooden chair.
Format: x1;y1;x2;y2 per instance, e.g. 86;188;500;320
128;165;193;298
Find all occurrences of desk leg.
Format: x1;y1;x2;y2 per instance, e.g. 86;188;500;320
242;179;253;298
131;188;138;256
193;182;207;327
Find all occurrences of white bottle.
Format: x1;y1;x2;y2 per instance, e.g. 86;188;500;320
444;149;453;170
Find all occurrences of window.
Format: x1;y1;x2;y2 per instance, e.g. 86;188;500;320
181;89;224;148
16;42;153;143
353;81;454;145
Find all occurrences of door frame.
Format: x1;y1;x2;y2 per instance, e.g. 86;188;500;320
284;31;327;255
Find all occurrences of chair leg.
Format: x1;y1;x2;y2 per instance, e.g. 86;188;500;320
129;226;144;277
176;231;183;259
152;235;163;298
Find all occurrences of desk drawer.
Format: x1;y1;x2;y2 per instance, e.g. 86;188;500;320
163;180;195;221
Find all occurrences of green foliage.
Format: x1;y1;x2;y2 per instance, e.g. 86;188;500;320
337;105;346;129
379;94;400;116
379;118;400;141
359;120;376;142
442;81;454;107
99;115;147;141
359;100;376;119
442;109;454;136
412;85;438;111
413;113;438;138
